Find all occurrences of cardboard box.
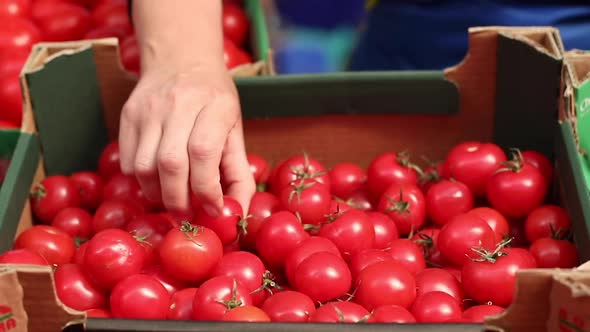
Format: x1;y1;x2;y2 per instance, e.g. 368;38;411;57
1;26;587;332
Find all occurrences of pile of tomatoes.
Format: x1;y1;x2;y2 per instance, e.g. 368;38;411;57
0;0;252;128
0;140;579;324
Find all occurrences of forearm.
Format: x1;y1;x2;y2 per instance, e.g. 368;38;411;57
132;0;224;72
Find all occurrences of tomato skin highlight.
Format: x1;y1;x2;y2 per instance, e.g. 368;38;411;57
367;152;418;201
255;211;309;269
366;211;399;249
54;263;107;311
354;260;416;310
239;191;281;251
261;290;315;322
222;3;249;46
415;268;464;302
110;274;169;319
280;179;331;226
468;207;510;243
462;304;505;322
194;196;243;246
367;305;416;323
437;213;496;267
13;225;76;265
293;251;352;303
524;205;571;243
521;150;553;186
70;171;104;211
30;175;81;224
210;251;267;303
329;162;367;199
411;291;462;323
284;236;341;286
98;141;121;180
222;306;271;322
426;179;474;226
51;207;93;239
318;209;375;258
386;239;427;276
348;248;393;282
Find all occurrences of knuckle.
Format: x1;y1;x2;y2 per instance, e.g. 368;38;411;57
157;151;186;174
134;156;156;176
188;141;217;161
121;101;139;122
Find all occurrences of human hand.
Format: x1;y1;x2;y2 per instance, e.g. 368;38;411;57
118;62;255;215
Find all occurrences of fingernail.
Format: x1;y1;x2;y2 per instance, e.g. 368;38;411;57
203;204;220;217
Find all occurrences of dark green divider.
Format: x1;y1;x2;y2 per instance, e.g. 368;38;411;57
0;133;39;252
0;129;19;161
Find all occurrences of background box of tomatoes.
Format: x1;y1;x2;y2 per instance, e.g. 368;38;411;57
0;25;588;332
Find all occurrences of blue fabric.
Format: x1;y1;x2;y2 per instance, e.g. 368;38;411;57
349;1;590;70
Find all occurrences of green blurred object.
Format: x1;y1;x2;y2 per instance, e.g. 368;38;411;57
0;129;20;185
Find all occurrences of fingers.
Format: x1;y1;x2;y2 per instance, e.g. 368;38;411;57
188;98;236;215
134;121;163;204
220;121;255;214
118;102;139;175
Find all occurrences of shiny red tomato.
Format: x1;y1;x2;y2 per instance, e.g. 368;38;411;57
92;199;139;233
378;183;426;236
223;306;271;322
529;238;578;268
30;175;81;224
86;308;111;318
445;141;506;196
246;153;270;185
280;179;331;225
418;162;446;193
54;263;107;311
73;241;88;265
294;251;351;303
194;196;243;246
366;211;399;249
222;3;249;46
261;290;315;322
524;205;571;243
521;150;553;186
83;25;128;40
167;287;198;320
367;152;419;201
0;17;41;54
141;264;188;296
35;2;91;41
284;236;341;286
192;276;253;320
411;291;462;323
126;213;170;248
437;213;496;267
0;73;22;127
110;274;169;319
0;0;31;18
348;248;392;282
91;2;131;34
159;222;223;282
255;211;309;268
239;191;281;251
98;141;121;180
486;152;547;219
468;207;510;243
0;248;49;265
272;154;330;195
308;302;370;323
411;228;447;267
508;220;529;248
14;225;76;265
210;251;266;300
83;228;146;289
51;207;92;239
347;186;374;211
367;305;416;323
329;162;366;199
415;268;464;302
119;34;139;73
69;171;103;211
426;179;474;226
319;209;375;257
103;173;152;211
462;247;537;307
224;38;251;70
386;239;426;276
0;51;28;77
462;304;505;322
354;260;416;310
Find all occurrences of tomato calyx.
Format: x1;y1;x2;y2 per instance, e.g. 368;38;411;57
30;184;47;201
179;221;203;247
217;279;243;310
550;224;572;241
470;237;513;263
288;152;327;183
384;190;410;214
251;270;282;296
287;180;316;204
237;215;253;236
397;151;424;177
256;183;267;192
73;237;88;248
496;148;525;174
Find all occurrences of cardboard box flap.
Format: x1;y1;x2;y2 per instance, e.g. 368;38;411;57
546;272;590;332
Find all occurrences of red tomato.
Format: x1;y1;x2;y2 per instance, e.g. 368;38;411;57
411;228;447;267
86;308;110;318
378;183;426;236
126;213;170;249
222;3;249;46
386;239;426;276
509;220;529;248
73;241;88;265
223;306;271;322
92;199;139;233
0;73;22;127
348;248;392;282
437;213;496;267
366;211;399;249
462;247;537;307
524;205;571;243
110;274;169;319
0;0;30;18
70;171;103;211
83;228;146;289
354;260;416;310
83;25;128;40
98;141;121;180
468;207;510;243
327;199;355;216
255;211;309;268
239;191;281;251
462;304;505;322
91;2;131;34
192;276;253;321
329;162;366;199
0;249;49;265
210;251;266;299
261;290;316;322
367;152;419;201
158;222;223;283
486;152;547;219
415;268;464;302
445;142;506;196
54;263;107;311
103;173;151;211
529;238;579;268
224;37;251;69
348;186;374;211
141;265;188;297
0;51;28;77
426;180;474;226
0;18;41;54
13;225;75;265
284;236;341;286
367;305;416;323
35;2;91;41
51;207;92;239
280;179;331;225
246;153;269;184
167;287;198;320
30;175;81;224
120;34;139;73
521;150;553;186
443;266;462;283
318;209;375;258
418;162;445;193
411;291;462;323
194;196;243;246
308;302;370;323
294;252;351;303
272;154;330;195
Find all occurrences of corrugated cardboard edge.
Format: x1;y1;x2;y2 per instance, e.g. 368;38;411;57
0;265;85;332
546;272;590;332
